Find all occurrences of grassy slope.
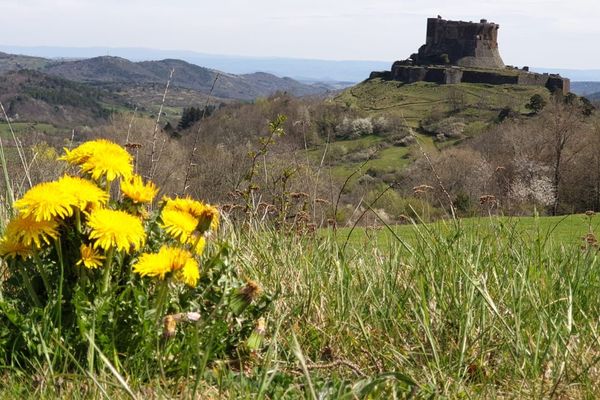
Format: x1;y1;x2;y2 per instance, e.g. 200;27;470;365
305;135;415;181
311;80;550;189
335;79;549;128
0;122;65;139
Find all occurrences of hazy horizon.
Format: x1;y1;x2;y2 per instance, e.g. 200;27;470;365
4;44;600;83
0;0;598;69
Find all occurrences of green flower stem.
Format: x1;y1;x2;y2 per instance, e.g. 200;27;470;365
75;208;82;233
101;247;115;293
155;279;169;326
191;233;204;252
54;238;65;330
105;178;113;199
33;252;51;294
18;265;41;307
79;266;89;285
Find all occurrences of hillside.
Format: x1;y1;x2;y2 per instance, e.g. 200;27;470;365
0;45;391;82
335;78;549;130
41;56;328;100
0;51;53;74
0;69;129;126
0;52;337;133
285;79;553;195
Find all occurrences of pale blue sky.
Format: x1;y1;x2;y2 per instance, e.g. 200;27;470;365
0;0;597;68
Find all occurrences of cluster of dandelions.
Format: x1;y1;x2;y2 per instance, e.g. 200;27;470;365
0;139;219;292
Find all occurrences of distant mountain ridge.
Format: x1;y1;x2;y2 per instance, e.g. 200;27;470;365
587;92;600;101
0;52;331;101
570;82;600;96
0;46;388;83
4;45;600;83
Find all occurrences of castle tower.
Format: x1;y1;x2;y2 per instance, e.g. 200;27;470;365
416;18;505;69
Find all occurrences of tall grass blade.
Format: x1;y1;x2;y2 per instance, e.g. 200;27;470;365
86;334;138;400
291;332;317;400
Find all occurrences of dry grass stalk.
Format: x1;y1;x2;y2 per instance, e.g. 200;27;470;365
148;68;175;181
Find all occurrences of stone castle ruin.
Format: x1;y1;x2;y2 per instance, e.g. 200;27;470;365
371;17;570;94
417;18;504;69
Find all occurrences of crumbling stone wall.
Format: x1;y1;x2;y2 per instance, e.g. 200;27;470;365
387;64;570;94
461;70;517;85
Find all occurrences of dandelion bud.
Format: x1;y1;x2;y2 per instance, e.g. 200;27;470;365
230;280;262;315
163;315;177;339
196;206;219;234
246;317;266;351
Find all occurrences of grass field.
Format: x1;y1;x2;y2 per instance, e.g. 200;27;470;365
0;122;65;140
341;213;600;249
305;133;435;190
3;213;600;398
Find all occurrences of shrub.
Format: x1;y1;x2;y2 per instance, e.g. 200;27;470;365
421;117;465;139
371;116;389;135
365;188;443;222
496;106;518;122
351;118;374;136
336;117;373;139
525;94;547;114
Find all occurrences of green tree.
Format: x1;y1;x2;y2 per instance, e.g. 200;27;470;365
177;105;217;131
525;94;547;114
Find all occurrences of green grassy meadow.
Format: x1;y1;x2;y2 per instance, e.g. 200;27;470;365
341;213;600;249
0;122;64;140
3;213;600;398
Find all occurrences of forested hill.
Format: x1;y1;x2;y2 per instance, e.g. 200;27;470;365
0;69;128;125
0;52;330;101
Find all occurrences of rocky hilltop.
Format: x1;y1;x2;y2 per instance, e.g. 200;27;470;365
371;17;570;94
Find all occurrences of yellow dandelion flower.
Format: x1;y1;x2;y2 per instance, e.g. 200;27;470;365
133;246;195;281
162;197;220;234
14;181;77;221
61;139;133;182
121;175;158;204
77;244;105;269
4;215;59;249
81;153;132;182
177;257;200;287
133;252;170;280
56;175;109;211
170;247;194;272
0;235;32;259
163;197;206;219
87;208;145;252
160;208;198;243
61;140;107;165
